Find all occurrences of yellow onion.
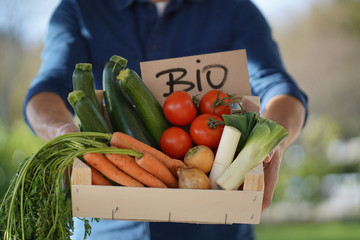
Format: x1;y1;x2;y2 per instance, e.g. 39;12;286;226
177;167;211;189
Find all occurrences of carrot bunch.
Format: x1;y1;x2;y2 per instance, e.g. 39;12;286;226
82;132;186;188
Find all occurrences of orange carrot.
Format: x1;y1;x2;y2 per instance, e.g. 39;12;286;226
83;152;144;187
90;167;113;186
111;132;186;176
135;151;178;188
105;151;167;188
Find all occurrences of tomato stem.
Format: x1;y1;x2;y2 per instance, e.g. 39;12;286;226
192;94;200;108
211;90;231;114
212;91;246;115
207;117;224;129
193;90;247;115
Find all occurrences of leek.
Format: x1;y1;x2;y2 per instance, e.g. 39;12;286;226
209;125;241;189
216;116;288;190
222;111;259;151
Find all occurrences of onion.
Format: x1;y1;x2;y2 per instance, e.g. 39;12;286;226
177;167;211;189
184;145;214;174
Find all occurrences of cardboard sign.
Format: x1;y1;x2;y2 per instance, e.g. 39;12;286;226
140;49;251;105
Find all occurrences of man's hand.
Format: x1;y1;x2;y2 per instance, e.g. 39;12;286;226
53;122;79;138
26;92;78;141
261;145;284;211
260;94;306;212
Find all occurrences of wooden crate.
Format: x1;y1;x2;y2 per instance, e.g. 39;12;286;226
71;158;263;224
71;95;264;224
71;50;265;224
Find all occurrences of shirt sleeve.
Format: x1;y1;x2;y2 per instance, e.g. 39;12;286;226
23;0;90;128
231;0;308;122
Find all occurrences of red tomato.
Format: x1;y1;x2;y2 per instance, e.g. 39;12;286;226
160;127;193;159
199;90;231;116
189;113;224;149
163;91;197;126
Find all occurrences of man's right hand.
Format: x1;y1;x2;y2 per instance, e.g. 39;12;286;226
53;122;79;139
26;92;78;141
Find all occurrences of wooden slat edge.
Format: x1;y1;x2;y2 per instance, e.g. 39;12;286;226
71;157;91;185
243;163;264;191
242;96;260;113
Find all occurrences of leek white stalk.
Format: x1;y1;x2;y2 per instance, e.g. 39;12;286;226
216;117;288;190
209;125;241;189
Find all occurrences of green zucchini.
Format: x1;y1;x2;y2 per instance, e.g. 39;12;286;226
72;63;101;112
116;68;170;145
103;55;157;147
68;90;112;133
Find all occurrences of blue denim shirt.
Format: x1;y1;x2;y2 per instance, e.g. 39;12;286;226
24;0;307;239
24;0;308;126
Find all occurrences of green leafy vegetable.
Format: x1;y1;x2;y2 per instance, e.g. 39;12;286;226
0;132;140;240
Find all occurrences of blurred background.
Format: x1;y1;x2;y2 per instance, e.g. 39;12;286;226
0;0;359;239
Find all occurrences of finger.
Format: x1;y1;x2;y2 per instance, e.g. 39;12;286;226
261;151;281;212
261;180;275;212
263;151;274;163
261;176;276;212
55;123;79;138
263;154;271;163
263;146;280;163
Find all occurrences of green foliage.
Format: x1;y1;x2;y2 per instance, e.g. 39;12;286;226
276;0;360;137
0;120;44;199
274;115;349;204
270;0;360;207
298;0;360;41
296;115;342;176
329;0;360;41
255;220;360;240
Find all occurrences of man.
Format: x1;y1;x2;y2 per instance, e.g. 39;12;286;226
24;0;307;239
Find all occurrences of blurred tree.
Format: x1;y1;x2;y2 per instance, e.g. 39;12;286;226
329;0;360;40
0;37;42;126
0;0;52;199
274;115;343;203
0;37;22;125
269;0;360;205
0;0;57;126
274;0;360;138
